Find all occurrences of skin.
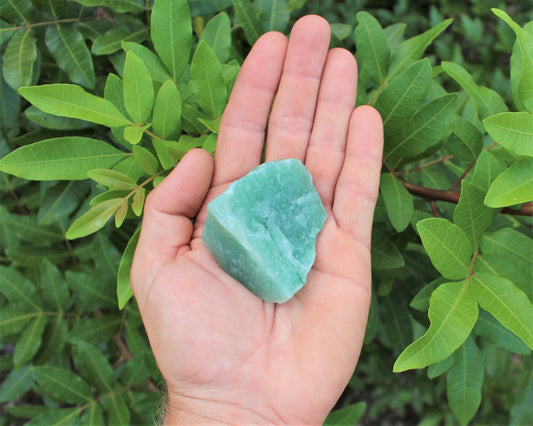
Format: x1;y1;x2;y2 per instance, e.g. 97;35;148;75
131;15;383;425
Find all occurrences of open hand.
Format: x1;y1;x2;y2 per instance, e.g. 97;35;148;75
131;15;383;424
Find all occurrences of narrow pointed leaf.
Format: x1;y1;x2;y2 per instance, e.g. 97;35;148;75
483;112;533;157
191;40;227;118
475;310;530;355
0;366;33;403
114;198;128;227
385;94;457;167
74;341;116;392
232;0;261;45
371;231;404;270
80;404;104;425
0;0;32;24
151;0;192;81
442;61;508;119
2;28;37;90
380;173;413;232
453;181;493;250
493;9;533;112
485;157;533;207
355;12;390;84
152;79;182;140
388;18;452;78
27;408;79;426
14;314;47;368
92;24;148;55
258;0;290;33
446;337;484;426
324;402;366;425
123;51;153;124
33;315;68;365
19;84;131;127
472;150;504;193
471;273;533;348
133;145;159;175
375;58;432;127
0;137;129;180
101;394;130;425
33;366;93;404
87;168;137;190
122;41;171;83
0;265;40;310
132;187;146;216
0;58;21;132
68;315;121;344
117;227;140;308
200;12;232;62
393;281;479;372
417;218;472;280
66;198;122;239
45;25;95;89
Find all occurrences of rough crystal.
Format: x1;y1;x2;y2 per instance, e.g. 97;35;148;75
202;159;327;303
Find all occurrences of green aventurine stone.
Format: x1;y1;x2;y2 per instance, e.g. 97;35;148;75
202;159;328;303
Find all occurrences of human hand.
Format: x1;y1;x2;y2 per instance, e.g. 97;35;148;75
131;15;383;425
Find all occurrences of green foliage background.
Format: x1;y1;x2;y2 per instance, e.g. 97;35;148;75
0;0;532;424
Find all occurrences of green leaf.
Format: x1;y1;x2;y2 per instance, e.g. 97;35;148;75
14;314;47;368
0;57;21;132
45;25;95;89
19;84;131;127
355;12;390;84
257;0;289;33
123;51;154;124
132;187;145;216
370;231;404;270
474;310;530;355
133;145;159;175
2;28;37;90
80;404;104;425
410;279;444;312
232;0;262;45
117;227;140;309
104;73;127;117
66;198;122;239
510;378;533;426
33;315;68;365
123;124;149;144
87;169;137;190
191;40;227;118
471;273;533;349
0;0;32;24
442;61;508;119
27;408;80;426
0;265;40;310
200;12;232;63
0;137;129;180
388;18;452;79
485;157;533;207
33;365;93;404
66;271;116;310
472;150;504;193
67;315;121;344
72;0;144;13
381;288;413;353
385;94;457;167
122;41;171;83
114;198;128;227
483;112;533;157
324;402;366;425
493;9;533;113
447;116;483;165
151;0;192;81
74;341;116;392
120;354;151;385
0;205;64;245
427;354;454;379
417;218;472;280
446;337;484;426
375;58;432;127
0;365;34;403
25;105;94;130
393;280;479;372
153;79;182;140
380;173;413;232
101;394;130;424
38;181;89;225
92;24;148;55
453;181;493;250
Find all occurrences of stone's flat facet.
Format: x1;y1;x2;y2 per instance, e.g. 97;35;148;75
202;159;327;303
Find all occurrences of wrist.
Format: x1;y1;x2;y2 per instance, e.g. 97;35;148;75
164;392;280;425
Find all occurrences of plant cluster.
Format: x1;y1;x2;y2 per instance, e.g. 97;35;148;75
0;0;531;425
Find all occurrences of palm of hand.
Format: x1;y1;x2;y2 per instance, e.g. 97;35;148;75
131;15;383;425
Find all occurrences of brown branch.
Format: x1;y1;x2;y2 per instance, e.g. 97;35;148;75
403;182;533;217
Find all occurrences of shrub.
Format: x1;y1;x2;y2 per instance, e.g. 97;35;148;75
0;0;531;424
